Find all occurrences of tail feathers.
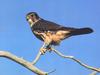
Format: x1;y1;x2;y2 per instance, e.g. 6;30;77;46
69;28;93;36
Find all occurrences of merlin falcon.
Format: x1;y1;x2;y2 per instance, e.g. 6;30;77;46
26;12;93;54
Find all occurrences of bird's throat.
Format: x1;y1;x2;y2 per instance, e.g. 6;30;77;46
29;18;41;27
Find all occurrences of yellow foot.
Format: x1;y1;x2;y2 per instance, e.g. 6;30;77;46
40;48;47;55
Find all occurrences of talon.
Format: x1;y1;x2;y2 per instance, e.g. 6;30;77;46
47;47;53;52
40;48;47;54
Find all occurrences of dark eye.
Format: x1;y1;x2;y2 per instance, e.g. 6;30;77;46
31;14;33;17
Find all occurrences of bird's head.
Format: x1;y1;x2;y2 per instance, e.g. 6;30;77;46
26;12;40;26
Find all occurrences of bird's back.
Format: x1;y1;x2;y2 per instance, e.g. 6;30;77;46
31;19;76;32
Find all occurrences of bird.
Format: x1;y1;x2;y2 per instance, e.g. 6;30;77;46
26;12;93;54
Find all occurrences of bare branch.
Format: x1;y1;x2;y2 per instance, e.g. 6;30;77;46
0;49;100;75
52;48;100;73
0;51;47;75
89;71;98;75
32;51;42;65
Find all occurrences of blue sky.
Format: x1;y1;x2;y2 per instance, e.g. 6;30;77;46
0;0;100;75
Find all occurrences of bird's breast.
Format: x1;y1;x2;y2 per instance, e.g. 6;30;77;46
32;30;70;45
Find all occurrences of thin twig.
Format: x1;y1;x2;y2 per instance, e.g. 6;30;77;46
47;69;56;75
0;49;100;75
32;51;42;65
52;48;100;72
89;71;98;75
0;51;47;75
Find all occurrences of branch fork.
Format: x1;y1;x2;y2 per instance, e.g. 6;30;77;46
0;48;100;75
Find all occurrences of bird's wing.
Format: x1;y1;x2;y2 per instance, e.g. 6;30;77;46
31;19;76;32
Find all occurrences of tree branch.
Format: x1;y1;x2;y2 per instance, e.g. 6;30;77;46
0;51;47;75
32;51;42;65
0;49;100;75
51;48;100;73
89;71;98;75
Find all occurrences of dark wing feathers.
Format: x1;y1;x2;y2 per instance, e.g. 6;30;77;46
31;19;76;32
31;19;93;36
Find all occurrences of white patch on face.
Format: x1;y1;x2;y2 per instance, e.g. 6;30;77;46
28;18;32;22
28;19;34;27
27;18;41;27
28;19;32;23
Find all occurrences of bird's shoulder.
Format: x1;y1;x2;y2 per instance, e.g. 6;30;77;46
38;19;62;28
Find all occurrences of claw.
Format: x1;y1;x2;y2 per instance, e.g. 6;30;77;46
40;48;47;54
47;45;53;53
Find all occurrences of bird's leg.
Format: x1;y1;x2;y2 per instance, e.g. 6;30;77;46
40;43;53;54
33;31;47;54
35;31;53;54
46;45;53;52
40;33;51;54
40;42;48;54
43;32;55;53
